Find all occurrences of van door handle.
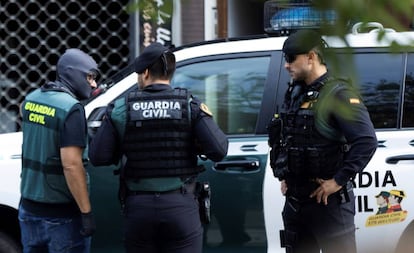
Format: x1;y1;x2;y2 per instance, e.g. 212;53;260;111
386;155;414;164
213;160;260;173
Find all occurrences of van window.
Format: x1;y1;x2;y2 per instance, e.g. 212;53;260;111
402;53;414;128
355;53;403;129
172;56;270;135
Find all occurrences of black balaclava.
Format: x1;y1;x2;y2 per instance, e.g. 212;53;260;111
55;48;98;100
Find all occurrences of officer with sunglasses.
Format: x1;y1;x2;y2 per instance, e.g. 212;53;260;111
268;30;377;253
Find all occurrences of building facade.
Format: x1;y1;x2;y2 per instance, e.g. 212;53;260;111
0;0;308;133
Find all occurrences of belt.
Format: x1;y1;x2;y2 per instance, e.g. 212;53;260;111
127;181;196;196
286;178;353;196
127;187;183;196
287;181;353;203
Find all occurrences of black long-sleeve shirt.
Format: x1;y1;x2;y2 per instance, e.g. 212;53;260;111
88;84;228;167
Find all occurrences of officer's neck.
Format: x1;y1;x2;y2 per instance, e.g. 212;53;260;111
305;65;327;85
142;78;170;88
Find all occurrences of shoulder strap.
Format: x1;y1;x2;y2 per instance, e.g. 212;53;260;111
282;82;305;112
173;87;192;124
315;77;349;141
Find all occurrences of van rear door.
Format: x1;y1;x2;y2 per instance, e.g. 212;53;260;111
335;50;414;253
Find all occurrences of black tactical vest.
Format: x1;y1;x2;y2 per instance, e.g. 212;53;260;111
122;88;204;178
281;78;347;181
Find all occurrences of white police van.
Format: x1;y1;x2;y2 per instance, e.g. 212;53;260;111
1;19;414;253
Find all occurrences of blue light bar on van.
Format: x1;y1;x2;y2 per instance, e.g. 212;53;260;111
271;7;336;30
264;1;337;34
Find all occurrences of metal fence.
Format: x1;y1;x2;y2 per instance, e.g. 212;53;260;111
0;0;132;133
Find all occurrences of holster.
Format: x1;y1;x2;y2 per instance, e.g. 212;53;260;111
267;115;290;180
118;177;127;213
113;164;127;213
338;181;353;203
196;181;211;224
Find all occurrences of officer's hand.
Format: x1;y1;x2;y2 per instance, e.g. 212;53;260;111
280;180;288;196
310;178;342;205
80;211;96;237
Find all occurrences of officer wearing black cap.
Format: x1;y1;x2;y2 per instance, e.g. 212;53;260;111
268;30;377;253
88;42;228;253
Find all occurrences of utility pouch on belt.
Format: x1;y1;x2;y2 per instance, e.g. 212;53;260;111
339;181;353;204
288;147;304;175
114;167;127;213
280;229;296;252
118;178;127;212
196;181;211;224
114;156;127;213
267;114;289;180
305;147;322;176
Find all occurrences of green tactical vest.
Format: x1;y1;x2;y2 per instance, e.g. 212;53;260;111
21;89;88;203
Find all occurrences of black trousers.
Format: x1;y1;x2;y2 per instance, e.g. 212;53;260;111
282;190;357;253
123;191;203;253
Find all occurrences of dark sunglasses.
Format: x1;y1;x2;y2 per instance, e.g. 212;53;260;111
284;54;297;64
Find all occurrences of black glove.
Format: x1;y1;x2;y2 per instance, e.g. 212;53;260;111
80;211;96;237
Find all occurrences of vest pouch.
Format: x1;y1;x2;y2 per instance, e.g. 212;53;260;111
305;147;322;177
323;146;344;177
288;147;305;175
45;157;63;171
274;150;289;179
306;146;343;178
43;157;73;202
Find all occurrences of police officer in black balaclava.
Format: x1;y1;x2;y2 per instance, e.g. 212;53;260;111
55;48;99;99
19;48;99;253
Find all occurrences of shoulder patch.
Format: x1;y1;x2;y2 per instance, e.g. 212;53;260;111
200;103;213;116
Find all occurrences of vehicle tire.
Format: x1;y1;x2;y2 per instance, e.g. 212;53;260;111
0;231;21;253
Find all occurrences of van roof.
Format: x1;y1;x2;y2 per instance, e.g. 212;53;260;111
174;23;414;62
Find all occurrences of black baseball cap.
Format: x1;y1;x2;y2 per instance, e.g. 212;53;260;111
375;191;390;198
134;42;169;74
282;30;325;55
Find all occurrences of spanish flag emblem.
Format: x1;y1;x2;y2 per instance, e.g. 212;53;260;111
349;98;360;104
